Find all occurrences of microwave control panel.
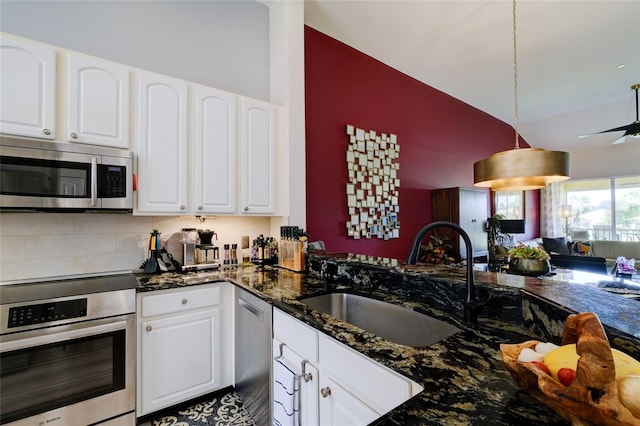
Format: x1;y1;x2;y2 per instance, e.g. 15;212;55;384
98;164;127;198
8;298;88;328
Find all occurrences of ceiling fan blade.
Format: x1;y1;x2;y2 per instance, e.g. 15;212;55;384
621;121;640;136
578;129;623;139
579;84;640;142
594;122;640;135
579;121;640;139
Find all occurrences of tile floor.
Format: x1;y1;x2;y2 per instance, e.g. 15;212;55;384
137;390;256;426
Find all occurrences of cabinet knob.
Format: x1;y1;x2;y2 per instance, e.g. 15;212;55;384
198;205;203;210
145;325;152;332
321;387;331;398
42;128;51;135
181;298;188;305
180;205;186;210
244;207;249;211
70;132;78;139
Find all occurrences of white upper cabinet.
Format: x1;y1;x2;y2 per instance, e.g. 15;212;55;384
193;85;237;214
135;70;188;214
67;53;130;148
241;98;276;214
136;83;280;216
0;34;284;216
0;33;56;139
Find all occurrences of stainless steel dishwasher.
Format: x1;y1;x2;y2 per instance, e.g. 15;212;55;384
235;288;272;425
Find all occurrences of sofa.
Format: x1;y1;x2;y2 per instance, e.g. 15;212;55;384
516;237;640;274
590;240;640;267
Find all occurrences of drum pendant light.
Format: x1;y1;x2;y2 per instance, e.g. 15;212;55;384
474;0;569;191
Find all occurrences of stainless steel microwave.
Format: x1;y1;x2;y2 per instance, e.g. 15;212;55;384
0;137;133;211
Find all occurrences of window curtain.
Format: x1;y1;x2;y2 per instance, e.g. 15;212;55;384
540;183;564;238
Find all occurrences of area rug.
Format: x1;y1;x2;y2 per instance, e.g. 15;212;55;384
152;392;256;426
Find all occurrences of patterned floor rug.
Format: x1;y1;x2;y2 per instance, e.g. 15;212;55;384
152;392;256;426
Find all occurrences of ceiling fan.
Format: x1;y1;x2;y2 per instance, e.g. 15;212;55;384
579;83;640;144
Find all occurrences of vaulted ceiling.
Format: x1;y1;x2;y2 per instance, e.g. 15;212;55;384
304;0;640;153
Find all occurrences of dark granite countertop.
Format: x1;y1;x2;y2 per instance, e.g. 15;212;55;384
136;252;640;425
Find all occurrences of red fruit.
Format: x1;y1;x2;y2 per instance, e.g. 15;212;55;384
530;361;551;375
557;368;576;386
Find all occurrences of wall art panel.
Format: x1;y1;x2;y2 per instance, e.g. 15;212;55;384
345;124;400;240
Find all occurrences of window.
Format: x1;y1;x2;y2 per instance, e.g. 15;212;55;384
562;176;640;241
493;191;524;219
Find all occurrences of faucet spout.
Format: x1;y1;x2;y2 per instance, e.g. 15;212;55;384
407;221;486;324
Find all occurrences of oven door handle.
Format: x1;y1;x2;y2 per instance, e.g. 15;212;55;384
0;320;127;353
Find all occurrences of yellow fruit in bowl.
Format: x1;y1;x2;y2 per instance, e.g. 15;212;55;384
543;344;640;381
617;375;640;417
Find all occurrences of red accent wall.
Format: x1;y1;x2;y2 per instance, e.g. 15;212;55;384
304;27;539;259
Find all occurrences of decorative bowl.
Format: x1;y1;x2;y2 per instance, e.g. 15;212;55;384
508;258;551;276
500;313;640;426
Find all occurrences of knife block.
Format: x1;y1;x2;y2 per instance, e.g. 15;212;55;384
278;239;305;272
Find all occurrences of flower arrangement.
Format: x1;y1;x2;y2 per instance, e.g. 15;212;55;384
508;243;550;261
616;256;637;274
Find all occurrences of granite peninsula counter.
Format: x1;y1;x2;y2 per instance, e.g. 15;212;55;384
137;251;640;425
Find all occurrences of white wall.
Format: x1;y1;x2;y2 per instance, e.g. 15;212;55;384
266;0;306;232
0;0;270;100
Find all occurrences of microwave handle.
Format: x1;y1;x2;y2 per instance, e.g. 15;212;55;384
91;157;98;206
0;320;127;353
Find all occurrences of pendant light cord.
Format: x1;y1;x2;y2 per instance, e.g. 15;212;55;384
513;0;520;149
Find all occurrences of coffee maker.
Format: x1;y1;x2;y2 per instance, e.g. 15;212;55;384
181;228;220;271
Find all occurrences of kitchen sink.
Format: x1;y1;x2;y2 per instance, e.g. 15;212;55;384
301;292;460;347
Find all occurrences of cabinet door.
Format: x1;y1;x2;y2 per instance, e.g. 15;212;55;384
432;187;488;261
0;34;55;139
431;188;459;259
240;98;275;214
194;85;236;213
459;188;488;258
318;376;379;425
273;338;319;426
67;53;130;148
319;334;412;415
139;308;221;415
273;308;319;363
135;71;188;214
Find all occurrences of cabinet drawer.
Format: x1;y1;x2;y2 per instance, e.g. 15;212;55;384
319;334;411;415
273;308;318;363
141;285;221;318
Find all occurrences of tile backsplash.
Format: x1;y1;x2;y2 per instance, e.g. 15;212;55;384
0;212;271;282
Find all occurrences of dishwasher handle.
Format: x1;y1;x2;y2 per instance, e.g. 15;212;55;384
238;297;264;321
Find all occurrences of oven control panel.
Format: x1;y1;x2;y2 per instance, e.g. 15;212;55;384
8;298;88;328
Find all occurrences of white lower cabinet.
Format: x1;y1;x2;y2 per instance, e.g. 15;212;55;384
273;308;422;425
319;376;379;425
137;283;233;417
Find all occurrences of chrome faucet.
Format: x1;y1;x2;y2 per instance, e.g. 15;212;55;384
407;221;487;324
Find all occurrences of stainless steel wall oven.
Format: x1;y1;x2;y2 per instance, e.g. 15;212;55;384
0;273;137;426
